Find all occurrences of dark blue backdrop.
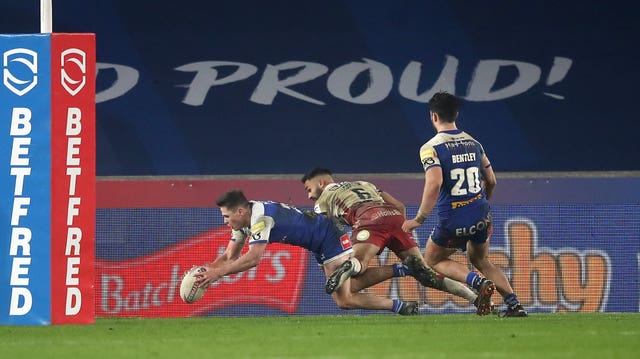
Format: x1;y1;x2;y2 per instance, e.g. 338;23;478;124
2;1;638;175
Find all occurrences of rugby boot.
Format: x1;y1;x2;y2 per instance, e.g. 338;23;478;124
325;259;355;294
398;301;419;316
404;255;442;289
474;297;498;315
502;304;528;317
475;278;496;316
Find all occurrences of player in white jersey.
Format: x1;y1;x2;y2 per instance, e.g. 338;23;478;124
195;190;420;315
301;169;489;313
402;91;527;317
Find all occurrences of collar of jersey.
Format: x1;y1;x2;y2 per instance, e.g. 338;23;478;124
439;129;462;134
325;183;339;190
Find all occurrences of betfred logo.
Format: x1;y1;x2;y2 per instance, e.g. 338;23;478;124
96;228;308;317
2;48;38;96
49;33;96;325
60;48;86;96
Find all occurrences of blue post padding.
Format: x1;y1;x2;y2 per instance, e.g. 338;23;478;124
0;34;52;325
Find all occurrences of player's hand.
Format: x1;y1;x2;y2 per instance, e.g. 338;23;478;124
195;267;221;288
183;265;201;278
402;219;421;233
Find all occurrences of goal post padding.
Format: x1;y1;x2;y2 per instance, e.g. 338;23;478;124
0;33;95;325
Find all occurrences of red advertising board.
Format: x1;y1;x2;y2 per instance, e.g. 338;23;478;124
95;228;308;317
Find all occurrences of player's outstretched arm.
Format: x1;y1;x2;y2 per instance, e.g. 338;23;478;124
197;243;267;287
206;236;244;269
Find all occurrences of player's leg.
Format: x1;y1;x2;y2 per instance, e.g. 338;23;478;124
423;237;469;283
378;215;442;289
324;258;390;311
325;241;379;294
397;246;442;289
331;216;411;293
348;262;412;293
398;245;478;304
423;237;497;315
386;218;479;304
467;240;527;317
466;240;511;295
331;228;417;292
323;257;418;315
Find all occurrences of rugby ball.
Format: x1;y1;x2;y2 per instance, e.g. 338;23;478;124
180;266;208;303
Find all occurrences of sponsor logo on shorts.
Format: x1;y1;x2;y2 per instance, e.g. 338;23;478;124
371;208;401;220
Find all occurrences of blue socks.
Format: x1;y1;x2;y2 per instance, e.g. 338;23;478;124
391;265;412;313
393;263;411;277
392;299;403;313
504;293;520;308
467;273;522;308
466;272;483;289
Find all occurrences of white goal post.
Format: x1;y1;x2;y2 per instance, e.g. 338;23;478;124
40;0;52;33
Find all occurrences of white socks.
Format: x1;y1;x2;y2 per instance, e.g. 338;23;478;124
349;257;362;275
441;277;477;302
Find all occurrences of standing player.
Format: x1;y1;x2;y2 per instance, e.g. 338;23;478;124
402;91;527;317
301;169;486;314
195;190;420;315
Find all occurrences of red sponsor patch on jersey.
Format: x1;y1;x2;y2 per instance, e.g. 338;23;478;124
340;234;352;250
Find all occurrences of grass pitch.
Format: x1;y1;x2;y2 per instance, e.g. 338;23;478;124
2;313;639;358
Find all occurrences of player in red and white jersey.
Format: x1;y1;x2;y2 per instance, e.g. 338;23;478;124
301;169;485;312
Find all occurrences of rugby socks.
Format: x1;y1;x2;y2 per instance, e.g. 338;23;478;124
466;272;483;290
442;277;478;302
349;257;362;275
392;299;403;313
392;263;411;277
504;293;521;308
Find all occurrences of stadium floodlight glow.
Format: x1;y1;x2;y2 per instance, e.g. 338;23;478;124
40;0;52;33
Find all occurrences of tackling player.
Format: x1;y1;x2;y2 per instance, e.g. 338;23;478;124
401;91;527;317
301;168;488;315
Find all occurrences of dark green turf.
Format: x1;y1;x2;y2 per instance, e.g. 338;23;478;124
2;313;639;358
